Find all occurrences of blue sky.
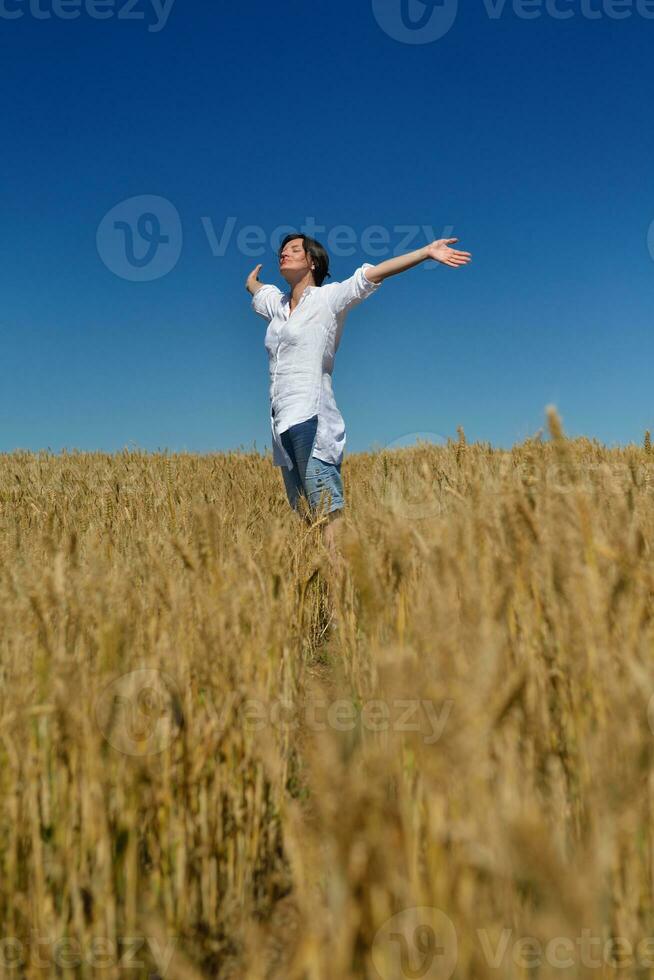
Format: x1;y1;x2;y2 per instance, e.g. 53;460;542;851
2;0;653;455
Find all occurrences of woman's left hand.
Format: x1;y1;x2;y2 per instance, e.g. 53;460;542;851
424;238;472;268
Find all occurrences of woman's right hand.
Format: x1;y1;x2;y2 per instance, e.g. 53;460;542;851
245;263;264;294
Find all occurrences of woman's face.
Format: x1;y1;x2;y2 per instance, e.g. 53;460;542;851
279;238;314;282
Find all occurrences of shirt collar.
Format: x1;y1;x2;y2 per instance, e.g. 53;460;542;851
284;284;316;304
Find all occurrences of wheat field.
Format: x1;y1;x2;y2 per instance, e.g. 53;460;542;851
1;407;654;978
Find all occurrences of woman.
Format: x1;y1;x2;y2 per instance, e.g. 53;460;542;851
245;233;472;569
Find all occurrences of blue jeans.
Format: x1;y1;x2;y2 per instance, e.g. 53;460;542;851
279;414;344;517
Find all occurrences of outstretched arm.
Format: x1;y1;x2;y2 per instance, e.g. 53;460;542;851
246;263;283;322
245;263;267;296
364;238;472;284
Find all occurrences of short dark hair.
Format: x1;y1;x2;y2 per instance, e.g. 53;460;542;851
278;233;331;287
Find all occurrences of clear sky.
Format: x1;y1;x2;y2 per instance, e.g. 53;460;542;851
2;0;653;455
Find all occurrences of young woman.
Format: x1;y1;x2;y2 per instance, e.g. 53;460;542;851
245;233;472;568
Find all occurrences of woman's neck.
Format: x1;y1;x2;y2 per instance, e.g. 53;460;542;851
288;273;316;309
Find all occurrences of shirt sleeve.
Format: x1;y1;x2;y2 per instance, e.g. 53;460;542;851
322;263;382;317
251;284;283;322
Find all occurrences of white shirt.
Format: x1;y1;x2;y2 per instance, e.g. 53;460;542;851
251;263;382;470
